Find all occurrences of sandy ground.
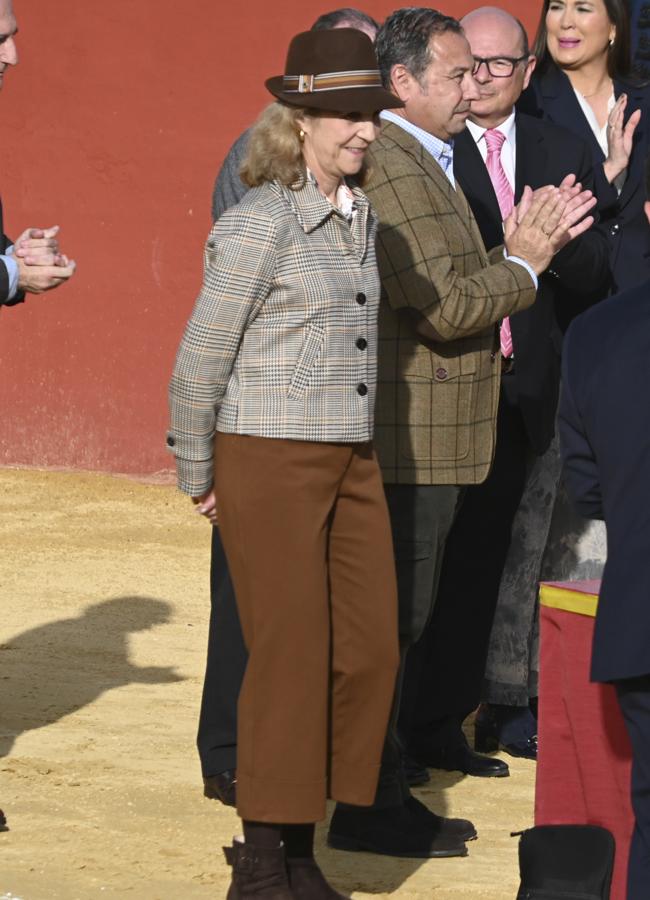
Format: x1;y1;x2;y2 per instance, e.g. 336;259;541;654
0;468;534;899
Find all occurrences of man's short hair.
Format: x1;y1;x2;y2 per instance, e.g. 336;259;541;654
311;7;379;34
375;7;462;88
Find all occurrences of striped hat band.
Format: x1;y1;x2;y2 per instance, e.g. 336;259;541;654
282;69;383;94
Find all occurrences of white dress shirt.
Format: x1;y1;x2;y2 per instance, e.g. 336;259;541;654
464;112;537;288
466;111;517;191
573;89;625;194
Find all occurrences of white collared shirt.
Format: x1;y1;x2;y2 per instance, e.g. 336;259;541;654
573;88;625;194
465;111;517;192
464;112;537;290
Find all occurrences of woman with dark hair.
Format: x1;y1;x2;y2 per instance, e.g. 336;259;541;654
168;28;402;900
523;0;650;295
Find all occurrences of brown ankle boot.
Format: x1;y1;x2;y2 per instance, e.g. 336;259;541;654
287;857;348;899
223;839;293;898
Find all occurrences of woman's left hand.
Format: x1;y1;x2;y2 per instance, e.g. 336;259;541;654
604;93;641;184
192;489;218;525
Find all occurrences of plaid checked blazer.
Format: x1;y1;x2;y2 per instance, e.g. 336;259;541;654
365;123;537;485
168;178;380;495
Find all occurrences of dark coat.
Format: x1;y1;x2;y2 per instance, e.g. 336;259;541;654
454;113;610;453
520;64;650;295
559;279;650;682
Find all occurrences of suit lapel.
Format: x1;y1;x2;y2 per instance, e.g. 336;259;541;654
454;127;506;251
536;66;606;162
514;113;547;199
455;129;503;220
381;122;478;230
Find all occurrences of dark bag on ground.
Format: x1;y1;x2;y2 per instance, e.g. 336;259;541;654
515;824;615;899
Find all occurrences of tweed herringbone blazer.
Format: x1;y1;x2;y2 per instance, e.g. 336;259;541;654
168;178;380;496
365;123;537;485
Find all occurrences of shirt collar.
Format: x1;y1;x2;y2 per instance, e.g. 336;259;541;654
306;168;358;223
381;110;455;183
466;109;517;146
282;174;366;234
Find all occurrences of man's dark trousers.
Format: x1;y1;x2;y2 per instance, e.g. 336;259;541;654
615;676;650;900
372;483;460;806
400;374;531;754
196;526;246;778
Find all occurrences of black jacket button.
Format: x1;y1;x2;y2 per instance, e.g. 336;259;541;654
356;337;367;350
356;292;367;305
609;223;620;236
166;435;176;447
357;383;368;396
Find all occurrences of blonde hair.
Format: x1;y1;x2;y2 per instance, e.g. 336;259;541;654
241;102;308;188
241;101;370;188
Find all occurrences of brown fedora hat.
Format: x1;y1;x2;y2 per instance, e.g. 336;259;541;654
265;28;403;113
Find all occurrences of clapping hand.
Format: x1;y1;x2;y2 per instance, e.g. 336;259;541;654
505;180;596;275
14;225;76;294
604;93;641;185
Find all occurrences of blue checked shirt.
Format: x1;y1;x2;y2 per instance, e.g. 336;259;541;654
381;110;456;186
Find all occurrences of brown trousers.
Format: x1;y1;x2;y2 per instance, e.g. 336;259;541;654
214;433;399;823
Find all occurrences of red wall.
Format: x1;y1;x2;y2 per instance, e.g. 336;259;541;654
0;0;540;476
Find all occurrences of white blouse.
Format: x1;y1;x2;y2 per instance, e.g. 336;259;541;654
573;88;626;193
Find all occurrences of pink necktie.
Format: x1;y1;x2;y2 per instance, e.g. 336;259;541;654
484;128;515;359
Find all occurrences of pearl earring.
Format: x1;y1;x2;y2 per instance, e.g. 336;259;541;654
299;129;305;142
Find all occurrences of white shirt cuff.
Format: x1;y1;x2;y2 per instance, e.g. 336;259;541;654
504;253;538;290
1;245;20;300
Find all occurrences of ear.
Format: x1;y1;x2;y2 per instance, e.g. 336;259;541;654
295;114;309;136
390;63;417;102
644;200;650;226
522;55;537;91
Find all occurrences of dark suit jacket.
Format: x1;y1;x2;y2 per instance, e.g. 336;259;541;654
454;114;610;453
559;279;650;682
0;198;23;307
211;129;251;222
520;64;650;294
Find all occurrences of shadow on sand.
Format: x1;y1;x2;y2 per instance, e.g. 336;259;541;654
0;594;184;760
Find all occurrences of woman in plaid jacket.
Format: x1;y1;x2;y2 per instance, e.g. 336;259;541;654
168;29;402;900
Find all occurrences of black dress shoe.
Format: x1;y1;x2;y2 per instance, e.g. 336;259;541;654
203;770;237;806
0;808;7;833
327;802;467;858
415;743;510;778
404;795;477;842
403;754;430;786
475;704;538;760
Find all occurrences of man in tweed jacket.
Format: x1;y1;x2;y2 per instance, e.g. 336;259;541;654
327;8;597;849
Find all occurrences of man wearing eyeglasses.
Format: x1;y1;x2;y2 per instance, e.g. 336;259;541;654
399;6;609;776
